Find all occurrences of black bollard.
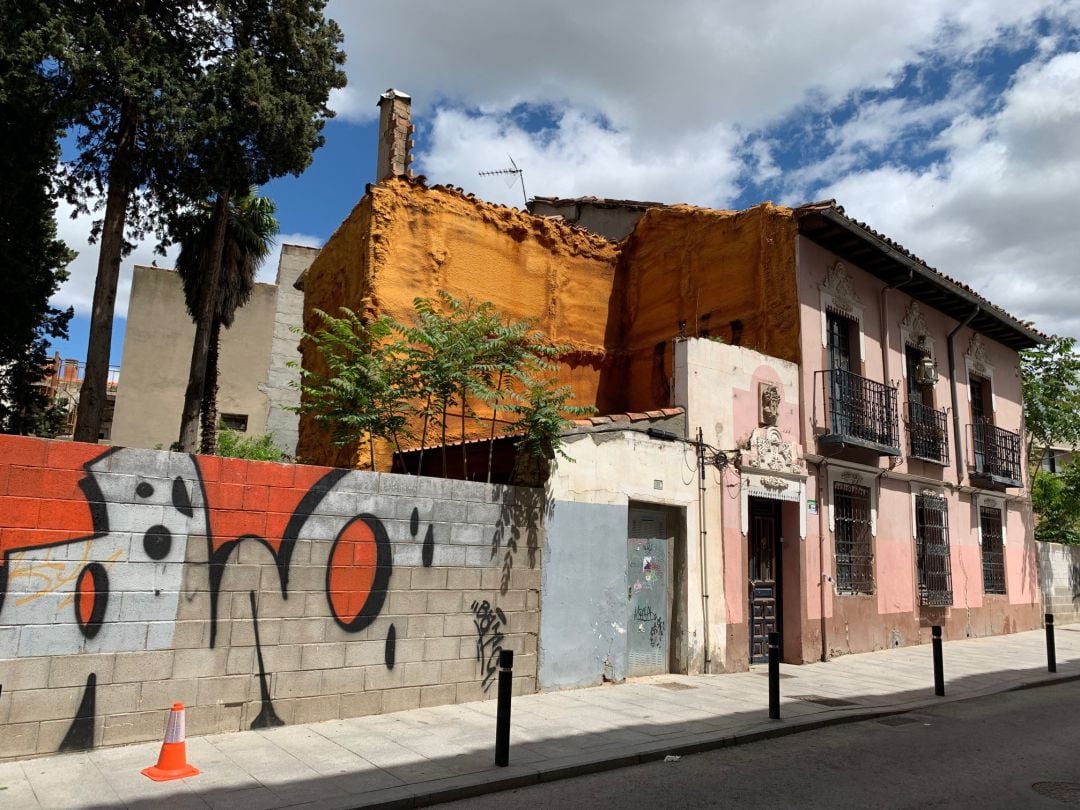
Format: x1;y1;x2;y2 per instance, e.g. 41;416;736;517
495;648;513;767
768;631;780;720
1046;613;1057;673
932;625;944;696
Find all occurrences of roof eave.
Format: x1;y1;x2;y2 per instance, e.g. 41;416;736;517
796;206;1046;350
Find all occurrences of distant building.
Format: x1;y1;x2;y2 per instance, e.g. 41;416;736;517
41;355;119;441
109;245;316;454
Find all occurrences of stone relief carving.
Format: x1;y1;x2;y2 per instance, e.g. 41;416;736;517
900;301;929;345
747;427;800;475
760;476;789;491
759;382;781;427
820;261;860;312
967;333;992;376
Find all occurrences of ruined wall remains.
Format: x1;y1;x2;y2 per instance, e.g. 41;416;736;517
1038;541;1080;625
0;435;541;760
616;203;801;413
297;178;621;468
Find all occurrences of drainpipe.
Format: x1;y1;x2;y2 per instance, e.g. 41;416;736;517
818;460;829;662
880;269;914;384
696;427;712;673
948;304;981;482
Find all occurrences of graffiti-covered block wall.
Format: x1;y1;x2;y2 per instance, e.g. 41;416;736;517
0;436;541;760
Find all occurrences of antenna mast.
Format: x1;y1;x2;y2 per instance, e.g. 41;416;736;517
478;154;527;207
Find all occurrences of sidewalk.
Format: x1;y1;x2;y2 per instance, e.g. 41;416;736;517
3;627;1078;810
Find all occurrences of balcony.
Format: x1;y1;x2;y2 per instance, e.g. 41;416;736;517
968;420;1022;488
816;369;900;456
906;401;949;465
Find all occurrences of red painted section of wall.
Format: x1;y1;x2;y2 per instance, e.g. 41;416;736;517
0;435;344;565
0;436;99;561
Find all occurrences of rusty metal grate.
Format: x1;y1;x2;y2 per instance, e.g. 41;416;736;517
792;694;858;707
653;682;696;691
1032;782;1080;803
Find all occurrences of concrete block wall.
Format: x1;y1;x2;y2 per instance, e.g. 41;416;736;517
1038;540;1080;625
0;435;541;760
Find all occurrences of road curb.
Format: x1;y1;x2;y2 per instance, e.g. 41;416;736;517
348;670;1080;809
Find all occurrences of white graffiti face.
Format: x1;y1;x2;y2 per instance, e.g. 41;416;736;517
0;449;207;658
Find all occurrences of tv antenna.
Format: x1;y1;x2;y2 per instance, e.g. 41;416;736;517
479;154;528;207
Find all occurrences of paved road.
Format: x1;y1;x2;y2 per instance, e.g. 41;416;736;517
437;681;1080;809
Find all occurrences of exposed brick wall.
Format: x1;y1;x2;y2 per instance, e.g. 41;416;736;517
0;436;541;760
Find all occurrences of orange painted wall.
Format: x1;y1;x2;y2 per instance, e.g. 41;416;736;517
614;204;801;413
297;184;804;468
297;179;620;467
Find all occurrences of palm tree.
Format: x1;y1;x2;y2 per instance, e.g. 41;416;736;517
175;190;278;454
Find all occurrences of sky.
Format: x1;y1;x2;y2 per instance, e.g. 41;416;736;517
48;0;1080;364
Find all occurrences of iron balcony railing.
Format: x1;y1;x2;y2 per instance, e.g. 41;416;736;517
817;369;900;453
906;401;949;465
969;420;1022;485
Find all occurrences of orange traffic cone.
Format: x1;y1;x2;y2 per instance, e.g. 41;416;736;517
141;703;200;782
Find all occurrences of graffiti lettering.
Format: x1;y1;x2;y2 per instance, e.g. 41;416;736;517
471;599;508;691
633;605;656;622
650;615;665;649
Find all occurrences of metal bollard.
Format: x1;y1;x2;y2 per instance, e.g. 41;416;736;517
932;625;944;696
1046;613;1057;673
768;631;780;720
495;649;513;767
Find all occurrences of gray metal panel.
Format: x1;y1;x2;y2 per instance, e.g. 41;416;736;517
539;500;629;690
627;509;671;677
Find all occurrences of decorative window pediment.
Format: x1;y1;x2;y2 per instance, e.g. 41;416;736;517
819;262;865;357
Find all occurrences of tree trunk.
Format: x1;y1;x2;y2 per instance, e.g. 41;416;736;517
416;392;432;475
440;405;448;478
486;370;504;484
73;112;136;443
460;388;468;481
178;192;230;452
198;318;222;454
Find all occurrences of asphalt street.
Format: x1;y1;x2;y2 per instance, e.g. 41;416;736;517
436;681;1080;809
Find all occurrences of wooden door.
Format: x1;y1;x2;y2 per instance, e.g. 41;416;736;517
749;498;781;664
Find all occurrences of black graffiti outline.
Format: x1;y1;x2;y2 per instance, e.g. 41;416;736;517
471;599;508;691
324;513;393;633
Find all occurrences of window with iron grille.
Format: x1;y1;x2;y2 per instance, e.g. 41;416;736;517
980;505;1007;594
834;482;874;594
915;493;953;606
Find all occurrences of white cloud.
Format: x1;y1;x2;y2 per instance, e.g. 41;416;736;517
816;51;1080;338
421;107;741;208
51;199;178;321
51;201;321;319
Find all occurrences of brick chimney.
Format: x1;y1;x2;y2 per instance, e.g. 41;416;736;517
376;88;413;181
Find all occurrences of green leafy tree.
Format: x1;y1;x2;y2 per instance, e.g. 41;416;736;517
175;190;278;453
57;1;215;442
0;0;75;435
296;293;592;482
1031;463;1080;545
290;309;412;471
175;0;346;452
1021;335;1080;474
